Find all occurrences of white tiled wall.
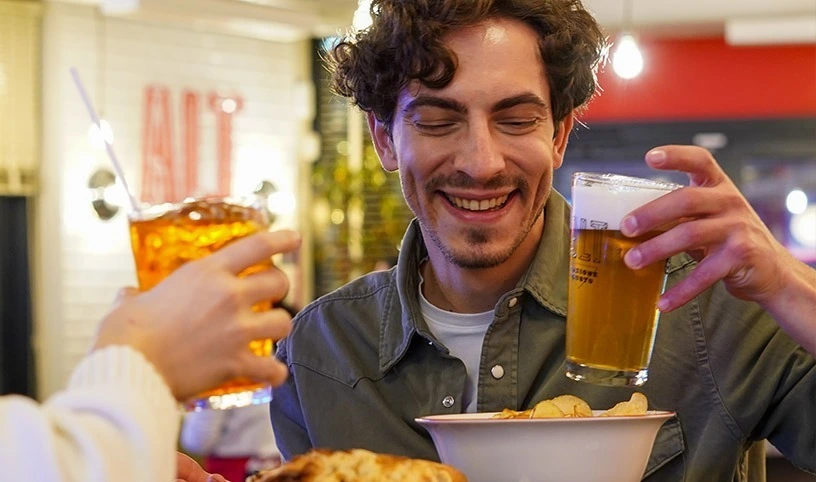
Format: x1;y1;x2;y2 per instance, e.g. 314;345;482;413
35;2;312;398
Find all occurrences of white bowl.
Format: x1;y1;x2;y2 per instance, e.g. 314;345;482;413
416;410;675;482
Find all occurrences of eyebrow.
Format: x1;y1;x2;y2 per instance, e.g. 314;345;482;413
402;96;467;116
402;92;549;116
492;93;549;113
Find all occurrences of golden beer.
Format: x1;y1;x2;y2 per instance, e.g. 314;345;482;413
129;198;272;410
566;229;666;372
566;172;682;386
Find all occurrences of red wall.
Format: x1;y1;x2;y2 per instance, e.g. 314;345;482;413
582;37;816;122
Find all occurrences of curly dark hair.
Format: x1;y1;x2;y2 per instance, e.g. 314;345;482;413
329;0;607;134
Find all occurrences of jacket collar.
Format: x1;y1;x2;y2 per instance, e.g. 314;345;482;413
378;190;573;374
518;190;571;317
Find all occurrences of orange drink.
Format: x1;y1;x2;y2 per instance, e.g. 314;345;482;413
129;197;272;410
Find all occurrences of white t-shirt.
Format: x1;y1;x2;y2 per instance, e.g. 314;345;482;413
419;280;494;413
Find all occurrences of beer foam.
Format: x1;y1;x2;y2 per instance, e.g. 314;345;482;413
571;182;677;230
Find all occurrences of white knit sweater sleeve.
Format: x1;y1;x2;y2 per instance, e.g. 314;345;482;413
0;345;181;482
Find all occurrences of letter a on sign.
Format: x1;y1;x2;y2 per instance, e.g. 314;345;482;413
208;93;241;197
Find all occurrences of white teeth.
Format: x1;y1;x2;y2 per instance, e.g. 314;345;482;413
449;194;509;211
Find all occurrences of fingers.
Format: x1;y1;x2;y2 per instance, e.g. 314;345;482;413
622;187;721;237
643;146;727;188
176;452;215;482
241;308;294;342
625;218;730;269
210;230;301;274
241;268;291;305
658;255;731;312
240;353;290;387
622;146;738;237
214;309;291;387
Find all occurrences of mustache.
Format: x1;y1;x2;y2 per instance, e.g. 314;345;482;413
424;172;528;194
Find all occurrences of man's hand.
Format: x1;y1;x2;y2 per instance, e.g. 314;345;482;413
621;146;790;310
622;146;816;353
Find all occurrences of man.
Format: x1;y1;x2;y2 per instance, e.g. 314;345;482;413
269;1;816;480
1;230;301;482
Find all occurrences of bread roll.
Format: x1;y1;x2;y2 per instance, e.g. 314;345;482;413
246;448;467;482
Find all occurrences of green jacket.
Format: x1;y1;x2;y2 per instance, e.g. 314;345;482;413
270;191;816;481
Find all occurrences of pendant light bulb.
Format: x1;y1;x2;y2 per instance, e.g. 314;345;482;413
352;0;373;32
613;33;644;79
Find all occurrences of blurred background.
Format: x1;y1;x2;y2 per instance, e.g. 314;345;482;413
0;0;814;479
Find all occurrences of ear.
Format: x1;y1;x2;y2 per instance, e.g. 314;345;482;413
367;112;398;172
551;113;573;170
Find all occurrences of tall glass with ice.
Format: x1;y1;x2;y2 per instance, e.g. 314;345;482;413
566;173;683;386
128;197;273;410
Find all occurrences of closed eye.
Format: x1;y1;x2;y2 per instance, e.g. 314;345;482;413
497;118;541;134
412;121;459;136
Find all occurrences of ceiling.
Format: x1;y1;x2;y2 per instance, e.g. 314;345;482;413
58;0;816;44
583;0;815;30
582;0;816;43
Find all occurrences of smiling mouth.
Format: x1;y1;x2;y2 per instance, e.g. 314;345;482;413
445;193;511;212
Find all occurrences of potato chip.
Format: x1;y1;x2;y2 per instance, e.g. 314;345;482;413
530;400;565;418
492;408;523;419
599;392;648;417
548;395;592;418
491;408;534;419
491;393;649;419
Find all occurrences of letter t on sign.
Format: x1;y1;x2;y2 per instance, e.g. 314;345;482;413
182;90;200;198
209;93;243;197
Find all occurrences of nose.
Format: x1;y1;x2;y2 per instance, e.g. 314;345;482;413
453;121;505;181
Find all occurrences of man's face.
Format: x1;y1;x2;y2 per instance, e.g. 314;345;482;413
369;18;572;269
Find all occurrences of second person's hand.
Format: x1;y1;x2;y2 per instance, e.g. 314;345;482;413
93;230;302;401
174;452;229;482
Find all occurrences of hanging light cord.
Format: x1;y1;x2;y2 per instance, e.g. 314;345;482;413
622;0;634;34
97;8;107;117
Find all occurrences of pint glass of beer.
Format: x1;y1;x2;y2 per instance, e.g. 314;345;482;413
565;173;683;386
128;197;273;410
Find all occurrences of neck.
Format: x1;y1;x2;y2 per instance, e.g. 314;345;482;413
420;220;543;314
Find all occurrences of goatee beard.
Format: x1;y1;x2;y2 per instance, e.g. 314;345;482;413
422;206;544;270
416;171;544;269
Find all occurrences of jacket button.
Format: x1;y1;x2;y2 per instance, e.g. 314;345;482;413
491;365;505;379
442;396;455;408
508;297;518;308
